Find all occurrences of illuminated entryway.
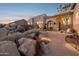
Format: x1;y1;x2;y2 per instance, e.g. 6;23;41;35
47;20;57;31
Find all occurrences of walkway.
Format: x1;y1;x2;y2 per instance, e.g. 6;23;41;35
44;31;79;56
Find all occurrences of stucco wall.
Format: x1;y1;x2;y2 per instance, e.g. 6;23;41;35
46;17;59;31
73;3;79;33
46;13;73;31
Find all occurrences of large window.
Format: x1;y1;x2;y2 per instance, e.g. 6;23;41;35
61;17;71;32
61;17;71;25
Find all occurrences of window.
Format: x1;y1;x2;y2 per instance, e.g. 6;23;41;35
61;17;71;25
67;17;71;25
61;18;66;25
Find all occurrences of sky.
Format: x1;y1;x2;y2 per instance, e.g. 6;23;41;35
0;3;67;23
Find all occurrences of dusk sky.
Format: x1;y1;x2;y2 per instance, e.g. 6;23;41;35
0;3;67;21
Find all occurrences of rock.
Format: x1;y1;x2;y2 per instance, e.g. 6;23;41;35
38;34;50;55
8;32;23;46
14;19;28;31
23;30;34;36
7;32;24;47
0;41;20;56
4;19;28;32
26;33;35;38
65;34;79;51
18;38;28;45
4;23;17;32
39;36;50;55
18;38;36;56
23;29;40;36
14;19;27;26
16;25;25;32
0;28;8;38
0;24;6;28
40;42;49;55
65;35;77;48
0;32;23;42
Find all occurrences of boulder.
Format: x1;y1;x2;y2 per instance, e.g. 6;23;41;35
16;25;25;32
23;30;34;36
18;38;28;45
38;34;50;55
0;41;20;56
18;38;36;56
0;24;6;28
39;37;50;55
0;32;23;42
4;23;17;32
13;19;28;31
65;34;77;48
4;20;28;33
39;41;49;55
23;29;40;36
25;33;35;38
0;28;8;38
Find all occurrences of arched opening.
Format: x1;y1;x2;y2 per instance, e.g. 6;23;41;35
47;20;57;31
47;21;53;31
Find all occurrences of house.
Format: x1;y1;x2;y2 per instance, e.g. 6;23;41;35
46;9;73;32
71;3;79;33
46;3;79;33
28;3;79;33
28;14;47;29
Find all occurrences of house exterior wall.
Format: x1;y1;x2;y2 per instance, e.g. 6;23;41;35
28;14;47;29
73;3;79;33
59;13;73;32
28;18;34;25
46;12;73;32
46;17;59;31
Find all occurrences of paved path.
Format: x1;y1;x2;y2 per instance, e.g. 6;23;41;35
44;31;79;56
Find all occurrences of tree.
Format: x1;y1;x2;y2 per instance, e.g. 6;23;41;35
57;3;71;13
57;5;63;13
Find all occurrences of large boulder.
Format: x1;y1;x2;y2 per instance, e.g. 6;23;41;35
0;24;6;28
4;23;17;32
18;38;26;45
7;32;23;42
18;38;36;56
0;28;8;38
65;34;77;48
23;29;40;36
38;34;51;55
39;41;50;55
16;25;25;32
39;41;49;55
0;32;23;42
4;23;25;33
25;33;35;38
13;19;28;31
0;41;20;56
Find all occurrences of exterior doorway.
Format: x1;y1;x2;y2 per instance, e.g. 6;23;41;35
47;20;57;31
